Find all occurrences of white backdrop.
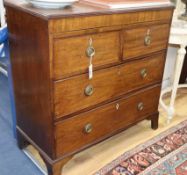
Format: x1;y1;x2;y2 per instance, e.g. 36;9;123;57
0;0;6;26
162;0;185;89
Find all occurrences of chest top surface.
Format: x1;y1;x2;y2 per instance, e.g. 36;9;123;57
4;0;174;19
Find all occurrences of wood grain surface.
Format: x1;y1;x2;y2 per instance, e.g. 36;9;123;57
53;31;121;79
123;23;170;59
54;52;166;118
55;85;161;158
49;9;173;33
6;6;55;158
4;0;174;19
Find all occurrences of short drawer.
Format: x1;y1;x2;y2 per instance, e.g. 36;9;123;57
53;31;121;79
123;24;170;60
55;85;161;158
54;52;165;118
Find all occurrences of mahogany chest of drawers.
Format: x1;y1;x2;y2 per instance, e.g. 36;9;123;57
5;0;174;174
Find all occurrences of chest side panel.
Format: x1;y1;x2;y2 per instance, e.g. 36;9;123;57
6;6;55;158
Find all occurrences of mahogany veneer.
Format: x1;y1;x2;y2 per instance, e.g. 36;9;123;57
54;53;165;118
54;31;121;79
5;0;174;175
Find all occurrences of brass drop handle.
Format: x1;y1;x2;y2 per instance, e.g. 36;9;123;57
144;29;151;46
86;38;95;80
137;102;144;111
85;85;94;96
84;123;93;134
86;38;95;58
144;35;151;46
140;68;148;79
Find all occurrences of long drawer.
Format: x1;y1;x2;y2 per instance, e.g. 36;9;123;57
55;85;161;158
54;52;165;118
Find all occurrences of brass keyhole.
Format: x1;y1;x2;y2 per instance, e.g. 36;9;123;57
116;103;120;110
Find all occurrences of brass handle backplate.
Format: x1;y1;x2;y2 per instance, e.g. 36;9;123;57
84;123;93;134
140;68;148;79
144;35;151;46
85;85;94;96
137;102;144;111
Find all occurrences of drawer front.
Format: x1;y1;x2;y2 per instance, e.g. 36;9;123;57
123;24;170;60
49;9;173;33
54;52;165;118
53;31;120;79
55;85;161;158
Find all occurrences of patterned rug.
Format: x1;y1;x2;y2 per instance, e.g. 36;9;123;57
94;120;187;175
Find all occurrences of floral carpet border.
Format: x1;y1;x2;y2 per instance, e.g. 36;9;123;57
93;120;187;175
139;143;187;175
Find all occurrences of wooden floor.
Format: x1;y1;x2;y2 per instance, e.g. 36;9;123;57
27;89;187;175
